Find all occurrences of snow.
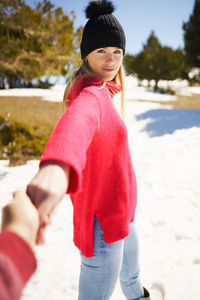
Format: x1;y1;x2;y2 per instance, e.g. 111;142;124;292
0;84;65;102
177;86;200;96
0;78;200;299
1;76;200;102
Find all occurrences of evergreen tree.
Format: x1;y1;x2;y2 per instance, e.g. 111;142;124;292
0;0;82;88
123;54;135;75
124;31;188;91
183;0;200;68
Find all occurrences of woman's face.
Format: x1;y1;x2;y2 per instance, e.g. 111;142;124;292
86;47;123;82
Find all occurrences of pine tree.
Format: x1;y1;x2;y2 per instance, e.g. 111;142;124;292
183;0;200;67
123;55;135;75
124;31;188;91
0;0;82;88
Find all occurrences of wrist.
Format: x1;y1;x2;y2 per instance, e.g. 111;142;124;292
39;161;70;195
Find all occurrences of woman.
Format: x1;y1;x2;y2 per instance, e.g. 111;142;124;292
27;1;150;299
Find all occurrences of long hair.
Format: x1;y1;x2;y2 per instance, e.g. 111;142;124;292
63;59;125;118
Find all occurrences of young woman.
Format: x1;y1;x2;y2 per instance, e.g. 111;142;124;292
27;1;150;299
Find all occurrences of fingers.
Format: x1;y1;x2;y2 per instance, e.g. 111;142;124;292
36;225;46;245
26;184;52;208
1;191;30;230
25;162;70;245
1;189;54;247
1;190;40;248
13;190;30;203
1;205;11;230
35;207;53;245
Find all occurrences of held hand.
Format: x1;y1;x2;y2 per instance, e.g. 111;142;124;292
1;190;39;248
26;161;69;244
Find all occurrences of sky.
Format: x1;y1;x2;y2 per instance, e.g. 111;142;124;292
26;0;195;55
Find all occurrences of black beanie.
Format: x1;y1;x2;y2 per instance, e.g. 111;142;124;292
80;0;126;59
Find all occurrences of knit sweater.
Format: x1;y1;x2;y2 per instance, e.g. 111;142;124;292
40;76;137;257
0;230;37;300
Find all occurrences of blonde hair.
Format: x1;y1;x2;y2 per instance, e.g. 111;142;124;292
63;59;125;118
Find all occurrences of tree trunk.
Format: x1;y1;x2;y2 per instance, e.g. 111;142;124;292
27;80;33;88
154;80;159;91
0;77;6;89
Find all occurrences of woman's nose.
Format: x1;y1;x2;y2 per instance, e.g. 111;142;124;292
106;54;114;62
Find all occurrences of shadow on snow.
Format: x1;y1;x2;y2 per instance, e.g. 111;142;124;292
0;172;9;181
136;108;200;137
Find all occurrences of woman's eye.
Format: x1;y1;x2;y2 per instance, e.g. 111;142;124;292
97;49;105;53
114;50;122;54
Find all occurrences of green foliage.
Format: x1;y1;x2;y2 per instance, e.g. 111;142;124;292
123;55;135;76
0;116;48;165
0;0;83;88
183;0;200;68
124;31;189;90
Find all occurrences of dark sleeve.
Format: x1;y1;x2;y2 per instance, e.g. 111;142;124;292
40;88;101;194
0;230;37;300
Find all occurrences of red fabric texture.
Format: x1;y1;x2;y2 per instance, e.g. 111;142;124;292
40;76;137;257
0;230;37;300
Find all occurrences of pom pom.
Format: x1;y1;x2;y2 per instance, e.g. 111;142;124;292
85;1;115;19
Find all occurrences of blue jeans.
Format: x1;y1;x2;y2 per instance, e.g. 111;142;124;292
78;217;144;300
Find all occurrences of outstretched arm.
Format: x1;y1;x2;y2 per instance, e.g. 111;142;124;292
26;160;70;244
0;191;38;300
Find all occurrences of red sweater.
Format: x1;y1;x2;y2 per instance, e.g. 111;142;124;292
40;76;137;257
0;230;37;300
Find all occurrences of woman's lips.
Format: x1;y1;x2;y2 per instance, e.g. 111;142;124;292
103;68;114;72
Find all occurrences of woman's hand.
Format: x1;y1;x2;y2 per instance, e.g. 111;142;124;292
1;190;39;249
26;161;70;244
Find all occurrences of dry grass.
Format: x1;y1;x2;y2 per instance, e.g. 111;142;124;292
135;94;200;109
0;96;64;165
0;96;64;136
165;94;200;109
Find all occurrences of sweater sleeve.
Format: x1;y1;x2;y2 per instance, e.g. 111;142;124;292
40;87;101;194
0;230;37;300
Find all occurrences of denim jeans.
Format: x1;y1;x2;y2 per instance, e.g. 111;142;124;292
78;217;144;300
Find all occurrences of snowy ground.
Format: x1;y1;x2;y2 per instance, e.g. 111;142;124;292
0;77;200;299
